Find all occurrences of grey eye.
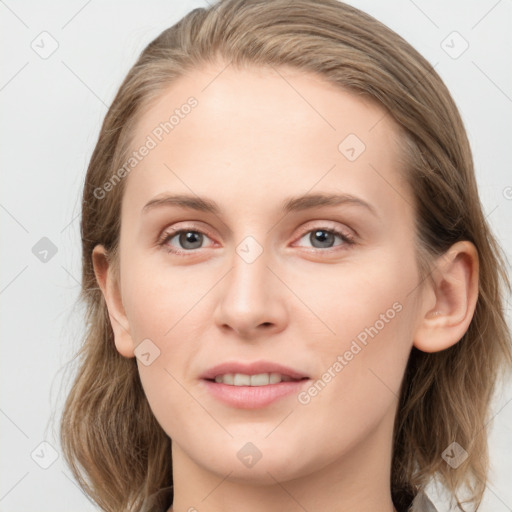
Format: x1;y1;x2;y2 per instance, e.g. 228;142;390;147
172;231;205;250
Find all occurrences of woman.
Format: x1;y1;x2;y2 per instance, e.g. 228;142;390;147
60;1;512;511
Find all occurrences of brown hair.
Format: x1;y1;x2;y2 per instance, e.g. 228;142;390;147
59;1;512;511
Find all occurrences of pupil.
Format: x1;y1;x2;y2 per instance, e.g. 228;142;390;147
180;231;202;249
311;230;333;248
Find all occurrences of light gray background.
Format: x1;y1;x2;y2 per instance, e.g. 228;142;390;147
1;0;511;510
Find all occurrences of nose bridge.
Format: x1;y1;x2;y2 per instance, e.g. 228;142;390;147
227;235;272;311
213;231;287;335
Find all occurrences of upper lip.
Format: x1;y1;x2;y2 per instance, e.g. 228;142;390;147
200;360;309;381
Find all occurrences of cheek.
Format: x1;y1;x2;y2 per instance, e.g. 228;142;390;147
122;265;205;436
294;246;419;412
293;302;416;470
120;252;204;341
298;245;417;347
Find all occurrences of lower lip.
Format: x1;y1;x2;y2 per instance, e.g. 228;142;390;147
202;379;309;409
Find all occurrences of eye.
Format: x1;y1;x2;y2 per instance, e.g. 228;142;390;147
294;226;355;251
158;227;215;254
157;223;356;256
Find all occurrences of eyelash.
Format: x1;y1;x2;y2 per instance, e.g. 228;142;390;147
157;223;356;256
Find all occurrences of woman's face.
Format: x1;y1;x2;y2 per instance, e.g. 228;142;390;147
108;63;430;484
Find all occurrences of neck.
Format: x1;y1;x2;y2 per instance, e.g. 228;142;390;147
168;407;397;512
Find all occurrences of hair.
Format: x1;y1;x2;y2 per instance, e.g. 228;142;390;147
59;1;512;511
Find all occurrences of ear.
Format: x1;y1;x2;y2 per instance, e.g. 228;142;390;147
413;241;479;353
92;244;135;358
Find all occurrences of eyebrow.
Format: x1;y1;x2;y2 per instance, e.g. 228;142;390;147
142;192;378;217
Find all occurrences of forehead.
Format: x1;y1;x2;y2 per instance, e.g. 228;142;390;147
122;62;409;221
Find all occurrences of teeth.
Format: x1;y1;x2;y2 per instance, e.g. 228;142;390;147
249;373;268;386
234;373;251;386
213;372;295;386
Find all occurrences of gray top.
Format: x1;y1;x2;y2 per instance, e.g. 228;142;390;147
409;491;438;512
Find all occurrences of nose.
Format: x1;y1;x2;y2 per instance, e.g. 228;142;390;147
213;244;288;340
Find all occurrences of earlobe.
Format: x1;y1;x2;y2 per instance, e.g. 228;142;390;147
413;241;479;353
92;245;135;358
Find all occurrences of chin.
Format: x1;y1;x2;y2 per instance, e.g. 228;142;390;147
196;440;317;485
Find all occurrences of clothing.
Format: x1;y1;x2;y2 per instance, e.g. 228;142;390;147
409;491;438;512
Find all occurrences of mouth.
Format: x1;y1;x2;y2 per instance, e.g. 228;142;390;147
210;372;305;386
200;361;310;409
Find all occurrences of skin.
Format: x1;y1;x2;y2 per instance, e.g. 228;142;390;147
93;62;479;512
